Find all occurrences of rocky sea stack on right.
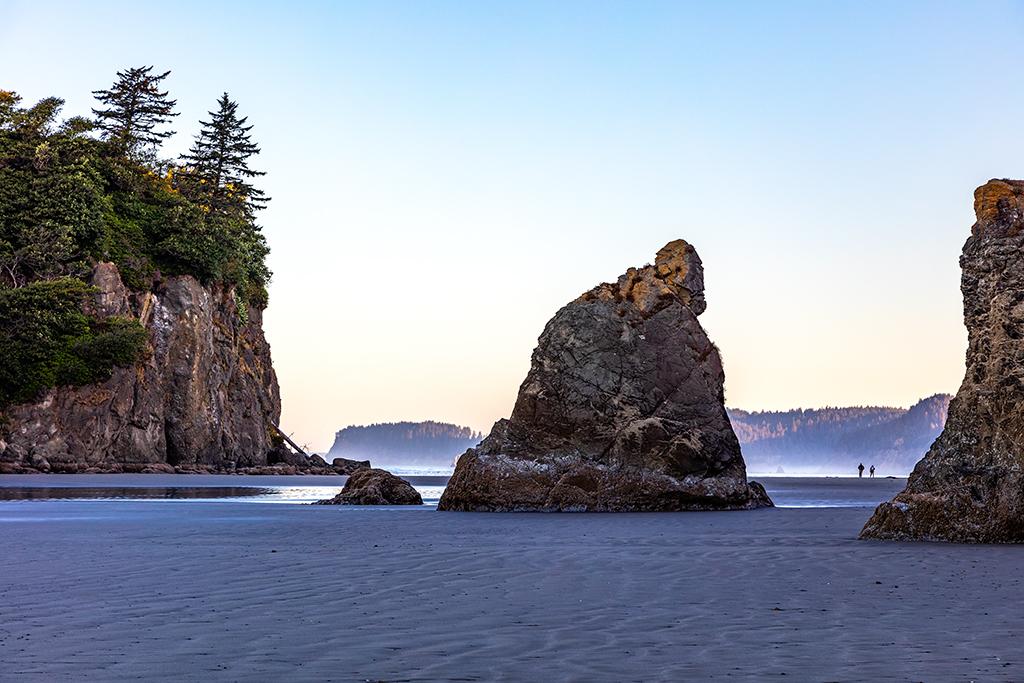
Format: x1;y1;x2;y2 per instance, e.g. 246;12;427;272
438;240;771;512
861;179;1024;543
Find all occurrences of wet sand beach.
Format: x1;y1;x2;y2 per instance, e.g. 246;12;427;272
2;477;1021;682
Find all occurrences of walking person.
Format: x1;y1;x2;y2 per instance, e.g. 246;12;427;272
858;463;865;478
869;465;875;478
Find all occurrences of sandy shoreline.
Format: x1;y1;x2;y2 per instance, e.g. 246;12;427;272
2;492;1021;682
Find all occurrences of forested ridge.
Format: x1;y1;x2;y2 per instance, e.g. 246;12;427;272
328;421;484;467
729;394;951;474
0;67;269;408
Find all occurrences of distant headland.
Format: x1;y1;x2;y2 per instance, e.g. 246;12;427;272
327;421;483;469
729;394;950;475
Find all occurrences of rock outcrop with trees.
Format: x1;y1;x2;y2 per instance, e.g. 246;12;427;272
0;67;301;473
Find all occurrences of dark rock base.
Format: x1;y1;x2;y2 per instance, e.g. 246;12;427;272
314;468;423;506
860;477;1024;544
439;452;772;512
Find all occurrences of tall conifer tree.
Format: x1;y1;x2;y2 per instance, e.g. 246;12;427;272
91;66;177;161
179;93;267;216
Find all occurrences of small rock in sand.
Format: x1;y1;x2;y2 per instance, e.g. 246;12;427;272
314;468;422;506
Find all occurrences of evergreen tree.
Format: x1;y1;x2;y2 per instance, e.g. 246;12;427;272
91;66;177;161
0;79;274;408
0;93;99;288
179;93;267;216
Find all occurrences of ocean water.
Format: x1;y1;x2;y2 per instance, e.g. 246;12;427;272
0;473;904;509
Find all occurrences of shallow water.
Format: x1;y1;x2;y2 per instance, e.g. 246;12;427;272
0;474;903;509
756;475;905;508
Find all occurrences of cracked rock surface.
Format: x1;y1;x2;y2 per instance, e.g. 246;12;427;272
438;240;771;512
862;180;1024;543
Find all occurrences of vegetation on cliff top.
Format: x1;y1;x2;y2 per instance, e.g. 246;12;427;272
0;66;271;408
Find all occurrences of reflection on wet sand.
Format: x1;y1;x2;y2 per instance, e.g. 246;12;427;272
0;487;275;501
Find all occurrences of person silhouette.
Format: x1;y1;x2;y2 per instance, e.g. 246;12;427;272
858;463;865;478
869;465;875;478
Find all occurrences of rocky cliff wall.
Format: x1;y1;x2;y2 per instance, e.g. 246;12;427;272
861;180;1024;542
0;263;282;473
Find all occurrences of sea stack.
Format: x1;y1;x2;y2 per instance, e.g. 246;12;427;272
438;240;771;511
861;179;1024;543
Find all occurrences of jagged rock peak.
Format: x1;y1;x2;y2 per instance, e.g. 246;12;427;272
438;240;771;512
861;180;1024;543
972;179;1024;238
580;238;706;316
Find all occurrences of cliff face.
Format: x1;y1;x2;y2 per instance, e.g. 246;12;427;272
861;180;1024;542
0;263;281;472
438;240;771;512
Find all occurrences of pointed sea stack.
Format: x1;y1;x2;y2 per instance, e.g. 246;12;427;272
438;240;771;512
861;180;1024;542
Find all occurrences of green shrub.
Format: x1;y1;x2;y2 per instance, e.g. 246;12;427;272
0;279;147;407
1;92;271;307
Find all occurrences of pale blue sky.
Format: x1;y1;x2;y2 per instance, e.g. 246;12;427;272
3;1;1023;450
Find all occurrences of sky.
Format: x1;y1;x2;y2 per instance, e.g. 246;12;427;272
3;1;1024;451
